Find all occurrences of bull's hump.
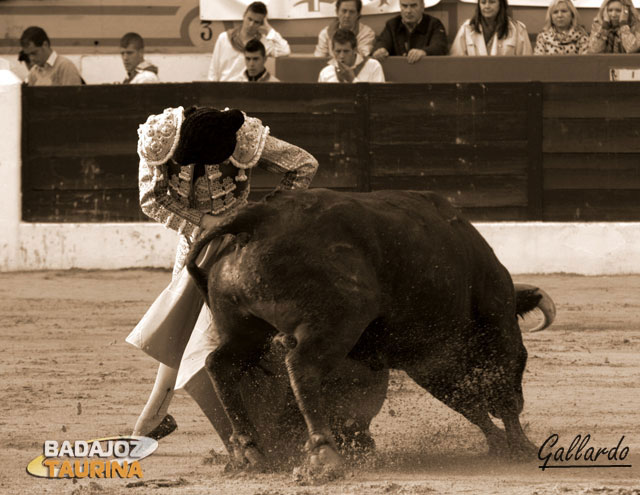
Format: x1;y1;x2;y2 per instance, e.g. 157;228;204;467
256;189;462;252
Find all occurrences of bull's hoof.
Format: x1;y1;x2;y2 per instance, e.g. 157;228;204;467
229;434;268;471
293;447;345;485
309;445;343;469
223;450;269;473
508;439;538;462
244;445;268;468
337;431;376;458
223;459;245;473
486;430;509;458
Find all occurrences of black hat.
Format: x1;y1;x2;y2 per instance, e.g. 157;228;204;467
173;106;245;165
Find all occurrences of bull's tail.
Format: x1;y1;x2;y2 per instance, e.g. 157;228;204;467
514;283;556;332
186;203;275;303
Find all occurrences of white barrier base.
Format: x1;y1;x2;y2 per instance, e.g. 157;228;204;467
2;221;640;274
13;223;178;271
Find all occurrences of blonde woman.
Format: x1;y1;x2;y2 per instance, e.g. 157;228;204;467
450;0;532;56
588;0;640;53
534;0;588;54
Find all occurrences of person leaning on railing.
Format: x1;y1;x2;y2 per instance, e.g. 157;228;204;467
534;0;588;54
588;0;640;53
207;1;290;81
450;0;532;55
318;29;385;83
372;0;448;64
314;0;376;58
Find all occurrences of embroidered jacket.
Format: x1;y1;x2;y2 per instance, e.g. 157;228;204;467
139;116;318;243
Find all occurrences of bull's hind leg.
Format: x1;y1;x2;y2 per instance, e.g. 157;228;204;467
502;412;537;459
404;367;509;457
488;345;538;459
285;316;374;471
481;321;538;459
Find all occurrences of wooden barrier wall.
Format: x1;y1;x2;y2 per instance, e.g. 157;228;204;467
543;83;640;221
21;81;640;222
21;83;364;222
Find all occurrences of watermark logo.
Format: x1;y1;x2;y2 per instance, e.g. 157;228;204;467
538;434;632;471
27;436;158;479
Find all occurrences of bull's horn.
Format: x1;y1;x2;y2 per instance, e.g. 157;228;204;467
514;283;557;333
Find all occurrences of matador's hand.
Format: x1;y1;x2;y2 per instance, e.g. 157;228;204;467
199;214;221;234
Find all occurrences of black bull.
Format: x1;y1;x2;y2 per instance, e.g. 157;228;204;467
186;189;555;469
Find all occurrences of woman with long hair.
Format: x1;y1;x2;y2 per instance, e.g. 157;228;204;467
588;0;640;53
450;0;532;55
534;0;588;54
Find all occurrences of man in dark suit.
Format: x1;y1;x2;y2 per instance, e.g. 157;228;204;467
372;0;447;63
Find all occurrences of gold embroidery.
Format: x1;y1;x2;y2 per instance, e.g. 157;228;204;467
137;107;184;166
206;164;222;180
229;116;270;169
212;198;225;212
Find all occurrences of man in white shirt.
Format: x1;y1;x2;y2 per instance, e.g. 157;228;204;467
208;1;290;82
120;32;159;84
232;40;279;82
318;29;385;83
314;0;376;58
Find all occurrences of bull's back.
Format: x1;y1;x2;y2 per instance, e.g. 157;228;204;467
213;189;509;326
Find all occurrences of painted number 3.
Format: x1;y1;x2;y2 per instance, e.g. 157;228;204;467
201;21;213;41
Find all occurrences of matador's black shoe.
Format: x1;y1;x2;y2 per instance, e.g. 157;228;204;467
146;414;178;441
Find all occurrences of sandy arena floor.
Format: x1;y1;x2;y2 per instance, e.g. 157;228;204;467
1;271;639;495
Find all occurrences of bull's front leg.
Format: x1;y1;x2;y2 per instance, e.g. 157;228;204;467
284;321;366;472
205;340;268;469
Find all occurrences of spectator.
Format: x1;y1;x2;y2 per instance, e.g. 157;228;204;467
208;1;290;81
534;0;588;54
120;32;159;84
232;40;279;81
314;0;376;58
450;0;532;55
318;29;385;82
588;0;640;53
372;0;447;64
20;26;83;86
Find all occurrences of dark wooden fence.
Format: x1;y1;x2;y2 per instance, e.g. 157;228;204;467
22;81;640;222
543;83;640;221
